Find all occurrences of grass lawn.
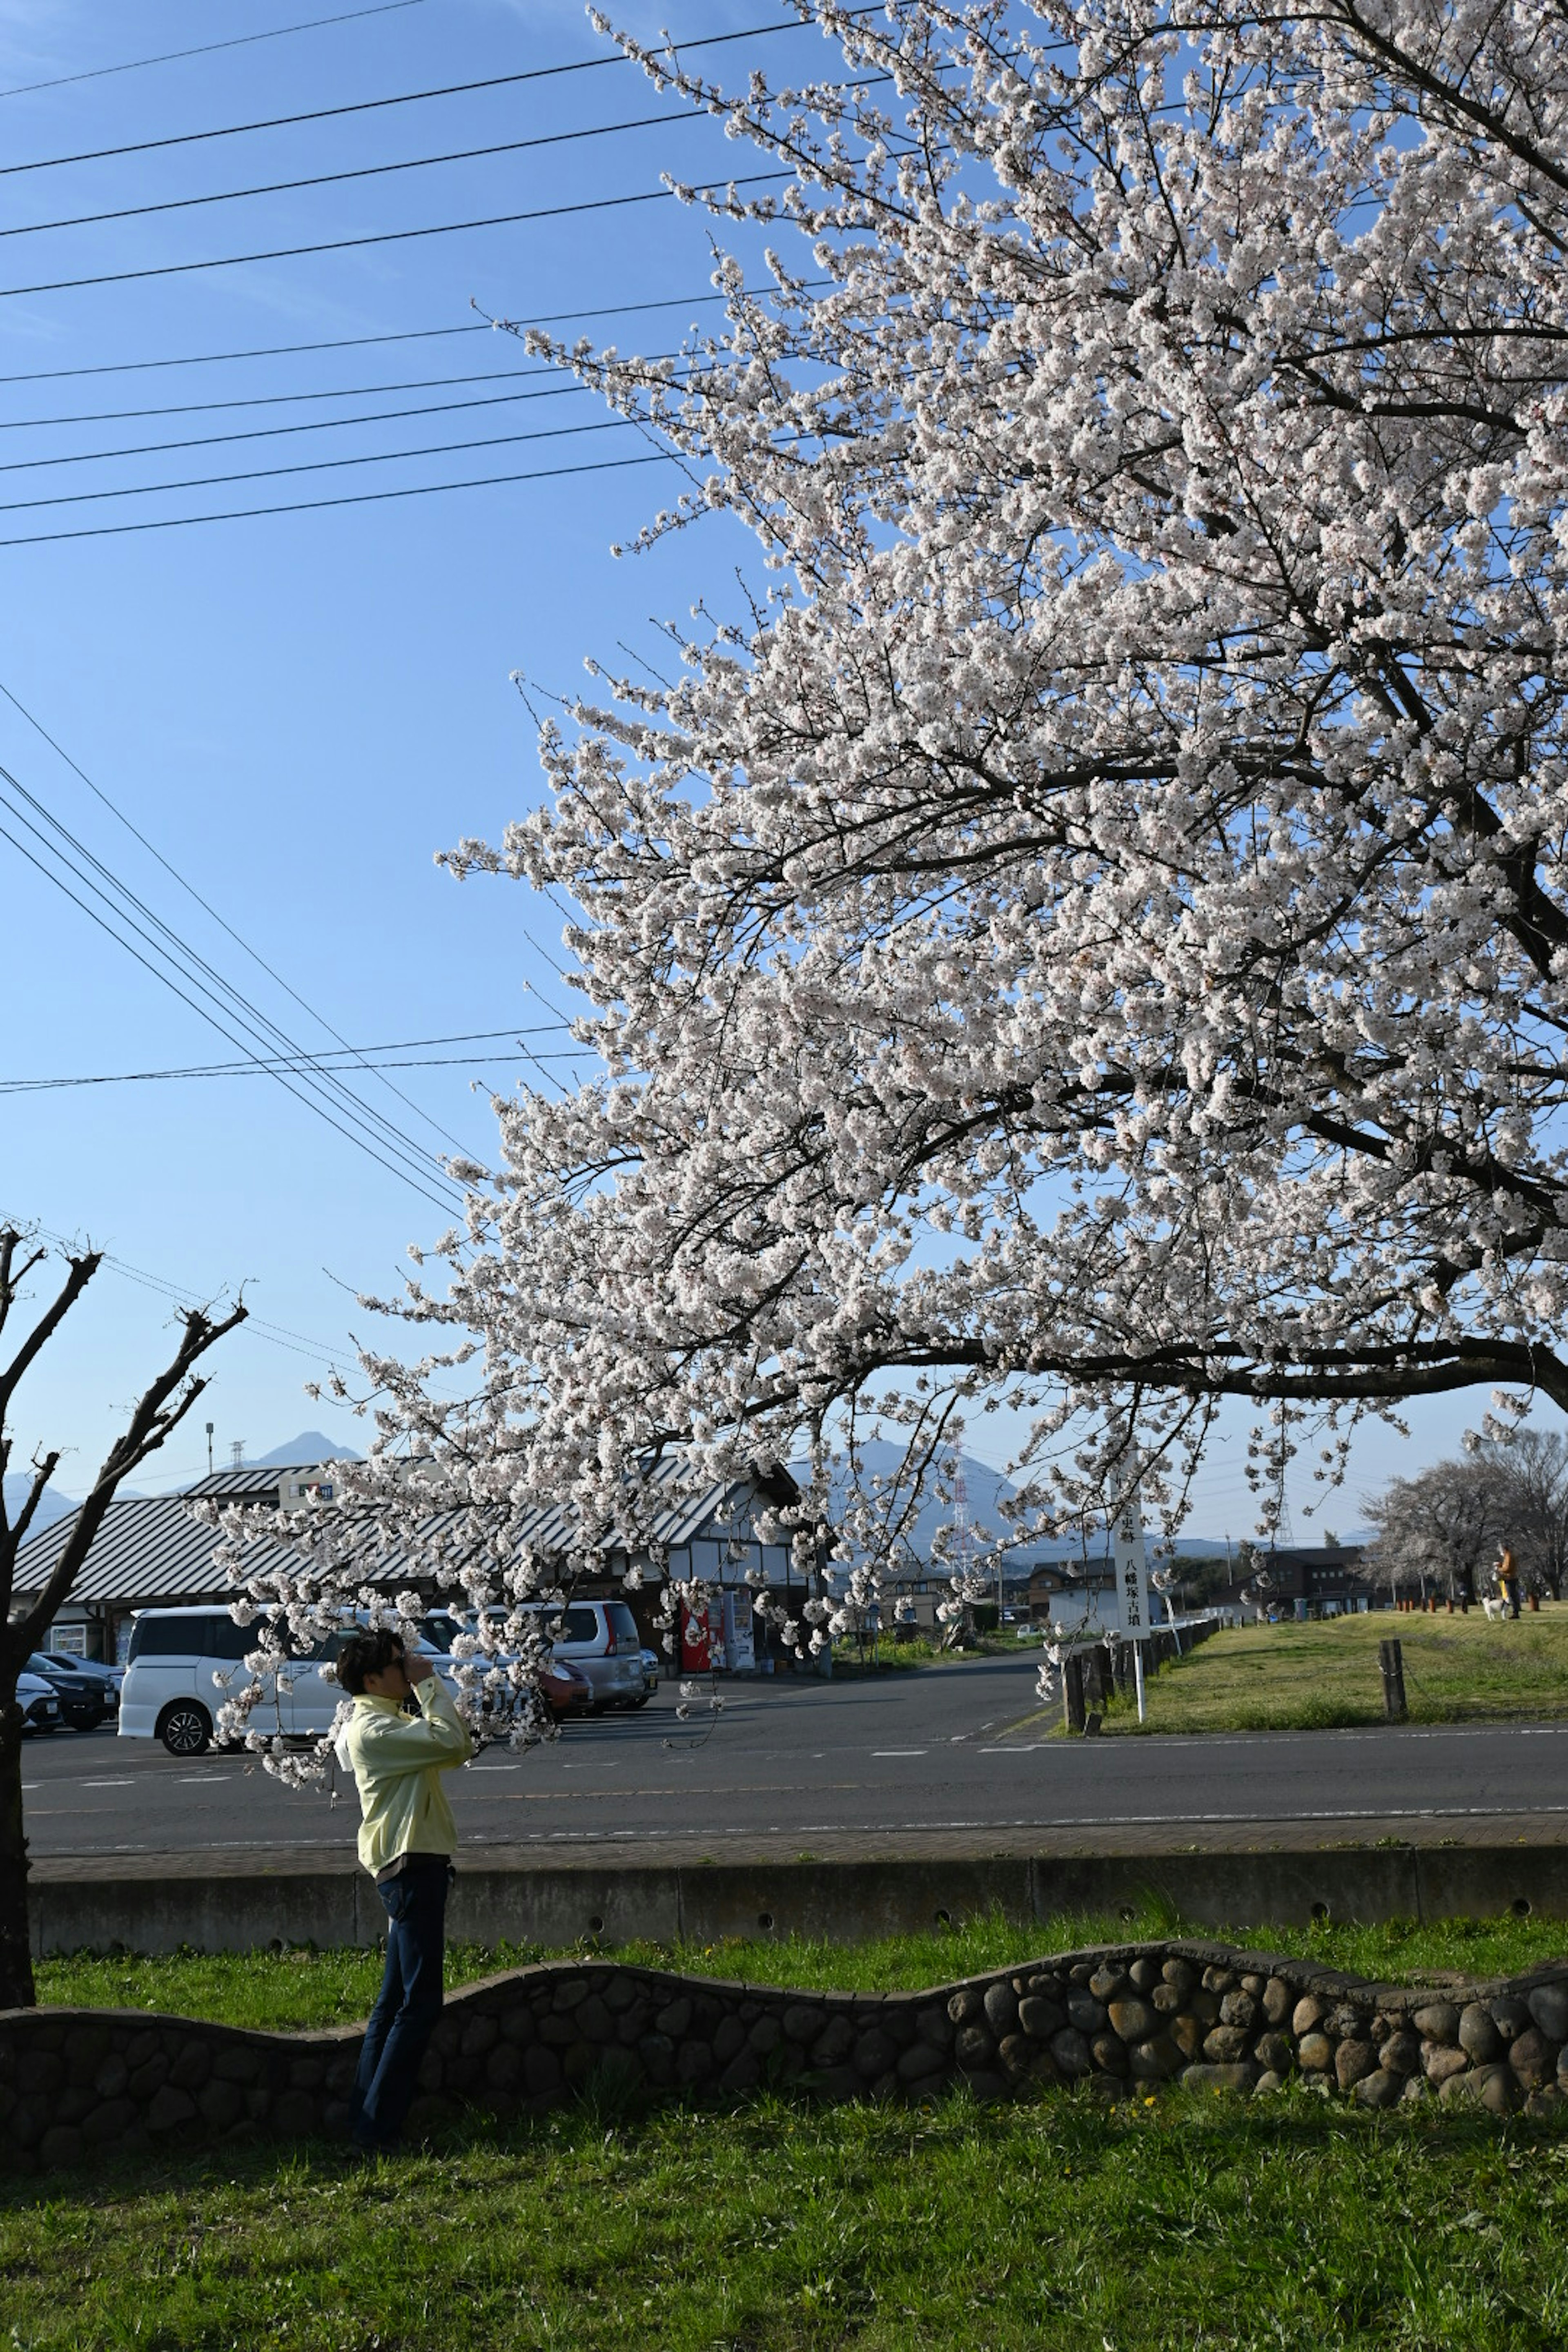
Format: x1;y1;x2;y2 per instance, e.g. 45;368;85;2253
1078;1603;1568;1735
3;2086;1567;2350
34;1911;1568;2034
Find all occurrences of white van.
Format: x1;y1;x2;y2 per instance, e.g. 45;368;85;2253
118;1608;447;1756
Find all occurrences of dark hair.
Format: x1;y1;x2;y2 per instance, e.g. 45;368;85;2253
336;1627;405;1696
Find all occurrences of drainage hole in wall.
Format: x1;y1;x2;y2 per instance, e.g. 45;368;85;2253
1311;1900;1330;1922
934;1908;953;1930
757;1911;774;1932
587;1914;605;1936
1512;1895;1533;1918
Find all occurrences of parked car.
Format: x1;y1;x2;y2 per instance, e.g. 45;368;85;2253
540;1657;595;1719
118;1606;451;1755
421;1612;594;1724
18;1670;61;1735
517;1599;649;1711
25;1650;113;1730
39;1650;124;1703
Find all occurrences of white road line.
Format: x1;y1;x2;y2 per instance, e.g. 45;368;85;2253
872;1749;928;1757
176;1774;225;1784
82;1777;134;1788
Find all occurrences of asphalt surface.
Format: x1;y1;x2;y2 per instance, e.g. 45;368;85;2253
21;1650;1568;1860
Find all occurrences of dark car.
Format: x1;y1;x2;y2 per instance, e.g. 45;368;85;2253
18;1670;61;1735
39;1650;123;1704
26;1650;111;1730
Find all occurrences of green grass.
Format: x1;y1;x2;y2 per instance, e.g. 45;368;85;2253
1078;1603;1568;1735
4;2087;1568;2349
34;1910;1568;2033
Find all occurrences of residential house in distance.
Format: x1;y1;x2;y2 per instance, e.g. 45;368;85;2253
1212;1539;1371;1619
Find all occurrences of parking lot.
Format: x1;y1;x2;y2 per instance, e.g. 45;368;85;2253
23;1650;1568;1858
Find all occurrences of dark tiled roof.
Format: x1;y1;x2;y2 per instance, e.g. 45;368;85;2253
11;1494;287;1605
12;1458;802;1609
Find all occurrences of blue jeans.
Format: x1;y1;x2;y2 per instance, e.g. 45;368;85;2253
350;1855;453;2148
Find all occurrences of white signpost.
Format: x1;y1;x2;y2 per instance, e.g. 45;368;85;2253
1111;1482;1153;1722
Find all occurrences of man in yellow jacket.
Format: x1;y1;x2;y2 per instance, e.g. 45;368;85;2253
335;1626;473;2153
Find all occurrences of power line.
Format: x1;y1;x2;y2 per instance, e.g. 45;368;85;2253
0;1024;581;1092
0;362;560;430
0;2;431;101
0;797;461;1217
0;677;479;1166
2;1214;354;1370
0;447;673;547
0;757;470;1210
2;13;869;176
0;371;654;476
0;171;794;302
0;413;642;513
0;109;711;242
0;283;822;385
2;1050;582;1092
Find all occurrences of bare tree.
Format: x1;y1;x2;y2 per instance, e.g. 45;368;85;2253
0;1228;244;2009
1482;1430;1568;1601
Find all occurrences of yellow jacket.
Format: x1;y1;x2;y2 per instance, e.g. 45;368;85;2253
339;1677;472;1877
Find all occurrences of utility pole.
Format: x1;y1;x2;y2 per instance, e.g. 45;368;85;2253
205;1421;214;1477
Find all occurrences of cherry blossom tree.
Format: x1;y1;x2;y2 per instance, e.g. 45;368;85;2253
246;0;1568;1718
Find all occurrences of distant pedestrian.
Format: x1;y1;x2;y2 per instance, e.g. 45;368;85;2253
334;1627;472;2154
1499;1547;1521;1620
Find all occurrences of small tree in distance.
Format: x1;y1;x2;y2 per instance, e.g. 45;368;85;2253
1365;1432;1568;1607
0;1227;244;2010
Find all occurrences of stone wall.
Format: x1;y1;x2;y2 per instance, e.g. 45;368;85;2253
7;1939;1567;2174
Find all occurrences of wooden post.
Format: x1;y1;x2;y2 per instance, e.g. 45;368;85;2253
1085;1643;1110;1710
1062;1651;1086;1735
1379;1637;1407;1722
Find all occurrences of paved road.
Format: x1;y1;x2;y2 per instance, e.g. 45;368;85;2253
22;1652;1568;1859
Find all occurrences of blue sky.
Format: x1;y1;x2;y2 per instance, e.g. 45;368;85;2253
0;0;1495;1528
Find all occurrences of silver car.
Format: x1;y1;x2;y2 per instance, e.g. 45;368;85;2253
521;1599;648;1711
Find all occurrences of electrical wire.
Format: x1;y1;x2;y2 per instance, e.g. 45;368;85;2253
0;362;565;429
0;800;461;1216
0;109;715;241
2;55;900;245
0;413;641;513
0;283;828;385
0;170;795;302
0;369;662;474
2;1050;582;1091
2;12;875;175
0;760;468;1211
0;676;490;1166
0;448;673;546
0;2;431;101
0;1213;356;1370
0;1022;581;1092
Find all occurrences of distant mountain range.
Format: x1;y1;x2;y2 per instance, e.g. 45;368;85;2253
2;1474;76;1535
247;1431;362;1468
786;1438;1332;1564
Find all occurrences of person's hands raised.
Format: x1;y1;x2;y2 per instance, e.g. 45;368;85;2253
405;1651;436;1687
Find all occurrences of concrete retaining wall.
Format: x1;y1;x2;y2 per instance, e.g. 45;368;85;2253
28;1841;1568;1958
8;1940;1567;2175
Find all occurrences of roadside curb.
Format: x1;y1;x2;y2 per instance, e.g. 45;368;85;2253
29;1835;1568;1957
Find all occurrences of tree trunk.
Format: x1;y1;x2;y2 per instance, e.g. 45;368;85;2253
0;1696;35;2009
